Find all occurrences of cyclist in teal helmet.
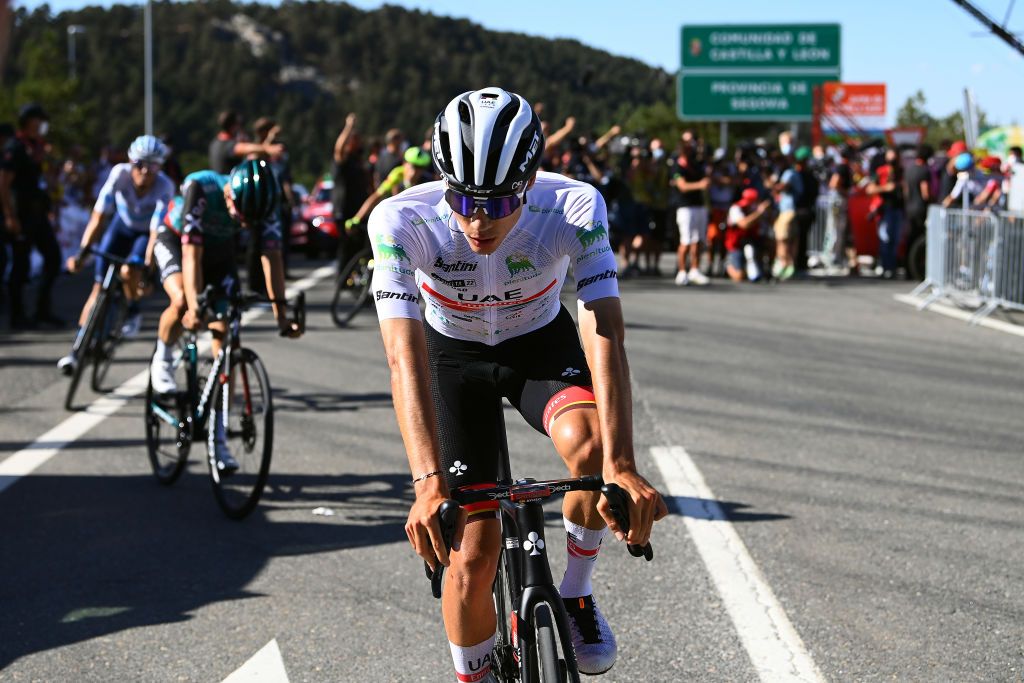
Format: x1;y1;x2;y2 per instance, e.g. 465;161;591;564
149;159;301;472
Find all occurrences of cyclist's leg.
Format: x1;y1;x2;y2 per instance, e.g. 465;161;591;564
506;308;617;673
153;228;186;347
424;323;502;681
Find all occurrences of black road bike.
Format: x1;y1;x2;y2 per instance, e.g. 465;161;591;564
144;283;305;519
64;246;139;411
329;245;374;327
426;409;653;682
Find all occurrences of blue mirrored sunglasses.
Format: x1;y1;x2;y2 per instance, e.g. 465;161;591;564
444;188;524;219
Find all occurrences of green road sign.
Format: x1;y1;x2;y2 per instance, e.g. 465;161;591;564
681;24;841;71
677;73;838;122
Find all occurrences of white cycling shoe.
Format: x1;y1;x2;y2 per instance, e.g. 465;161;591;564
121;311;143;338
57;353;78;376
149;353;177;394
563;595;617;675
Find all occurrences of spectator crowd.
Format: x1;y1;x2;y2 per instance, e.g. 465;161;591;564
2;98;1022;329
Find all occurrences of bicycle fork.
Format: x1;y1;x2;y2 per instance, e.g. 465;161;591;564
505;502;580;681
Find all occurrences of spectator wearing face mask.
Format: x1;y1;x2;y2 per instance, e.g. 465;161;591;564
672;144;710;286
866;149;906;279
645;138;671;275
0;104;63;328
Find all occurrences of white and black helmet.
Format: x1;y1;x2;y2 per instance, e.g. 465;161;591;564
431;87;544;197
127;134;168;165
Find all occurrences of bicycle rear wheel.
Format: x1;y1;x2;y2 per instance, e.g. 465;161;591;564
145;344;191;485
91;293;128;393
330;247;374;327
65;291;109;411
208;347;273;519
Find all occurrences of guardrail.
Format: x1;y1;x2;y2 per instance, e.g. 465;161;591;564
909;205;1024;324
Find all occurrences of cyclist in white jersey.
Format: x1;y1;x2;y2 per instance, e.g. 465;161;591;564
371;87;667;682
58;135;175;374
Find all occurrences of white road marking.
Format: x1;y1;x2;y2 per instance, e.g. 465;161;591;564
0;264;336;495
894;293;1024;338
222;639;290;683
650;446;824;683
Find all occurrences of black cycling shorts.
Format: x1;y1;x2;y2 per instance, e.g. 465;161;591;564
425;305;597;513
154;228;236;287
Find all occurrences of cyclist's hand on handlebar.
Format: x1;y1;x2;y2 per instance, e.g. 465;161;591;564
66;253;84;274
278;318;303;339
406;481;465;571
598;470;668;548
182;309;202;331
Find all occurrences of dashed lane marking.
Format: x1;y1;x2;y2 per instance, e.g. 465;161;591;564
650;445;824;683
0;265;336;495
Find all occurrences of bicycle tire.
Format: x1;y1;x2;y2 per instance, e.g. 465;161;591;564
144;352;192;485
534;603;564;683
208;347;273;519
491;554;518;682
91;293;128;393
330;247;374;327
64;291;109;411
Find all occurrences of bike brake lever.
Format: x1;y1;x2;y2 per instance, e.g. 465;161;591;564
601;483;654;562
424;499;461;599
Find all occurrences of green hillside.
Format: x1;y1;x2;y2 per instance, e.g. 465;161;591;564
1;1;674;177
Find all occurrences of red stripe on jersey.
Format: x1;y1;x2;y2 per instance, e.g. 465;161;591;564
421;279;558;312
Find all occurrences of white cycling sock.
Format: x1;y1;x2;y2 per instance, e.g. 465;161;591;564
155;339;173;361
559;517;607;598
449;634;495;682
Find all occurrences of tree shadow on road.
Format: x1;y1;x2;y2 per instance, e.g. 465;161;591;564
0;470;411;668
667;495;790;523
271;387;392;412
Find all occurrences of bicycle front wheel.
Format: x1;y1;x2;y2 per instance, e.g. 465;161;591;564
534;603;565;683
91;293;128;393
208;347;273;519
330;247;374;327
65;291;109;411
145;345;191;485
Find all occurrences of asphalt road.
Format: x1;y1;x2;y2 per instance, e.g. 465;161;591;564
1;258;1022;682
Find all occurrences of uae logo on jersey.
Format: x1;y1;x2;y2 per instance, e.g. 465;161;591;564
376;236;410;263
505;253;536;277
576;221;607;248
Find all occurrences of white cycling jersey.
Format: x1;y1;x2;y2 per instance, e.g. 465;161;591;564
368;171;619;345
93;162;175;234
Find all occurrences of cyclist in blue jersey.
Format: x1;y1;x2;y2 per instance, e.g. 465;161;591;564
150;160;301;472
58;135;175;374
371;87;667;681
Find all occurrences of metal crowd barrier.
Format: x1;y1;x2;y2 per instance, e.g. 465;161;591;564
910;205;1024;324
806;194;840;270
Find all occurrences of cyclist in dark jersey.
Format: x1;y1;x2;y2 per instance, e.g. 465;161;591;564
150;160;302;470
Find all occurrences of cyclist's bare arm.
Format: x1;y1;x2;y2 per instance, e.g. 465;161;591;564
577;296;667;547
259;249;301;337
380;317;461;569
181;242;203;328
66;210;109;272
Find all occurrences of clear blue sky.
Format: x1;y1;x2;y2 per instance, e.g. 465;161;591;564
15;0;1024;125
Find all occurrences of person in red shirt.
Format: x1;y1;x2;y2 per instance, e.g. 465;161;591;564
725;188;771;282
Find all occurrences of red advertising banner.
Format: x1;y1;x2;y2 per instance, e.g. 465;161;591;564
823;83;886;117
